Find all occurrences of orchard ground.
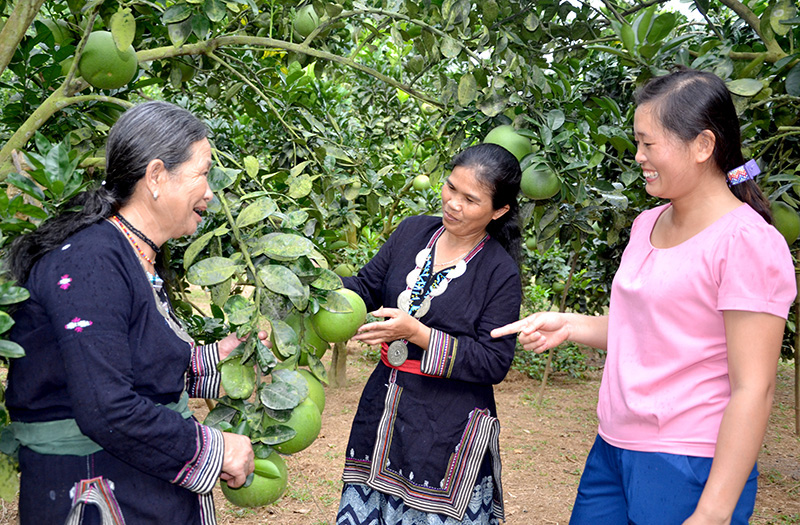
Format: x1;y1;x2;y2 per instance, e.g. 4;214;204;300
0;345;797;524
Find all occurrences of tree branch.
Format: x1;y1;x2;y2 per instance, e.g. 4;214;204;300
0;0;47;77
717;0;786;59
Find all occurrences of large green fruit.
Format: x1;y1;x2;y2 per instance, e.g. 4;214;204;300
267;398;322;454
293;5;320;38
221;452;288;508
78;31;138;90
298;369;326;413
483;125;532;161
520;165;561;200
310;288;367;343
412;174;431;191
771;201;800;246
333;263;355;277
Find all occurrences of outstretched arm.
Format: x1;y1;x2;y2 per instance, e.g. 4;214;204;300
490;312;609;352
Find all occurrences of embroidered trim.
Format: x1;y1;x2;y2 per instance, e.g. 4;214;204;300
186;342;222;399
65;317;92;332
726;159;760;186
421;329;458;378
173;423;224;494
58;274;72;290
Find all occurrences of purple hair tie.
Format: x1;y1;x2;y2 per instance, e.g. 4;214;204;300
727;159;760;186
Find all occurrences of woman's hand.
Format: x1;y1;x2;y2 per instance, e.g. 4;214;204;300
352;307;429;347
490;312;570;353
217;331;270;361
219;432;254;488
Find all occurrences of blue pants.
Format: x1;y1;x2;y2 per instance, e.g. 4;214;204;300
570;435;758;525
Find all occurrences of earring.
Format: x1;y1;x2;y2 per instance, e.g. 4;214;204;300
153;190;159;201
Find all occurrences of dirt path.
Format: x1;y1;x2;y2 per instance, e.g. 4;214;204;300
1;347;797;524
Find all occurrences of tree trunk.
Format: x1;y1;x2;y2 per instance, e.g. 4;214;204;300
329;341;348;388
0;0;47;78
794;249;799;435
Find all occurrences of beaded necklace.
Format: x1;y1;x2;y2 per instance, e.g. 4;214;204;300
115;213;160;253
110;215;156;265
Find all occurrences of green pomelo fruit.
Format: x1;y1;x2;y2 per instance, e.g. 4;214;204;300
78;31;138;90
267;398;322;454
310;288;367;343
520;165;561;200
221;452;288;507
298;369;326;413
483;125;532;161
333;263;355;277
412;174;431;191
525;237;537;250
552;281;566;293
219;360;256;399
293;5;320;38
771;201;800;246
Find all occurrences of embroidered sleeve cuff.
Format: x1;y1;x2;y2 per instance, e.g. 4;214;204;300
421;329;458;378
173;422;224;494
186;343;221;399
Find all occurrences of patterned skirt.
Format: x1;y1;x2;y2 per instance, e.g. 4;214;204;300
337;478;499;525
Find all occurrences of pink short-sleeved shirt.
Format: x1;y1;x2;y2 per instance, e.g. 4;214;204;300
598;203;796;457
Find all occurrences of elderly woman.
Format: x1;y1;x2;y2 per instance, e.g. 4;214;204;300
4;102;254;524
336;143;523;525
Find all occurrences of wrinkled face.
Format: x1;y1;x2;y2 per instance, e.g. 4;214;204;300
159;138;213;239
440;166;508;238
633;103;697;200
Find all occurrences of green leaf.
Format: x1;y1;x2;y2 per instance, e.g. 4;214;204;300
224;295;256;325
457;73;477;105
547;109;565;131
269;318;298;358
0;339;25;359
258;233;315;260
186;257;242;286
110;7;136;50
207;166;239;191
619;23;635;52
0;283;29;306
258;379;303;410
288;174;313;199
253;424;295;445
236;197;278;229
162;3;193;24
771;0;796;35
210;277;231;309
257;265;306;297
726;78;763;97
0;312;13;334
785;61;800;96
6;173;45;202
243;155;259;177
320;289;354;314
634;6;656;43
282;210;308;230
203;403;237;428
272;369;309;400
441;35;461;58
183;231;215;270
167;18;193;47
310;268;343;290
647;12;676;43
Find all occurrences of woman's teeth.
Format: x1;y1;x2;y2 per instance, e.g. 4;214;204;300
643;170;659;182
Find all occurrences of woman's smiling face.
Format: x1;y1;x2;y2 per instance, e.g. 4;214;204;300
158;138;214;240
441;166;508;238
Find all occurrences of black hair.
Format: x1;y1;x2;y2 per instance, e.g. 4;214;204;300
451;142;523;264
635;67;772;223
6;101;208;283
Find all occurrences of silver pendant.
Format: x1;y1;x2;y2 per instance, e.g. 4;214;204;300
415;296;431;318
397;290;412;313
387;340;408;366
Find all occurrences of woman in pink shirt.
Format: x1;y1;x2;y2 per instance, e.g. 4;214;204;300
493;68;796;525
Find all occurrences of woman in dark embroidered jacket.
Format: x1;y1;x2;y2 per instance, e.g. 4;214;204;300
4;102;256;524
336;143;523;525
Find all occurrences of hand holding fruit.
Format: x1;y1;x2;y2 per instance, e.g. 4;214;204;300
219;432;255;488
352;307;430;347
491;312;570;353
